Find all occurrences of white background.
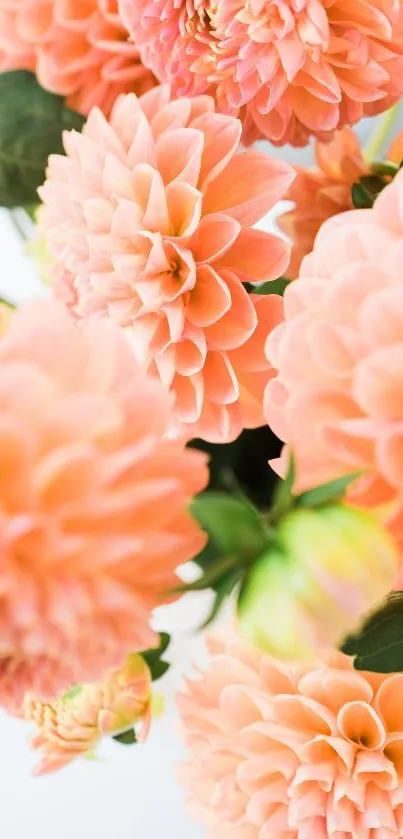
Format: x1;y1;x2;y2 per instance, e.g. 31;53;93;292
0;112;392;838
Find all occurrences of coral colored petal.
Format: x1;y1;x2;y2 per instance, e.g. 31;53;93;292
203;153;295;225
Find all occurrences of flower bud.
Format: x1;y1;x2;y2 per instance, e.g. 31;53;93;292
24;653;153;775
238;505;398;660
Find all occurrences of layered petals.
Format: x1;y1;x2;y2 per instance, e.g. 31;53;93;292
0;0;156;116
0;299;208;709
179;636;403;838
41;86;292;442
265;168;403;546
120;0;403;145
24;654;152;775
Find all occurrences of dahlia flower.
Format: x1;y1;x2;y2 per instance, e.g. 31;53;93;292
279;127;403;279
179;635;403;838
25;654;152;775
238;505;397;661
265;167;403;544
0;0;155;116
279;128;368;279
40;86;292;443
0;298;207;710
119;0;403;146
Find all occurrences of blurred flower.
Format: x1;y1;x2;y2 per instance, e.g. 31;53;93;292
25;653;152;775
179;634;403;838
279;127;403;278
40;85;292;443
265;167;403;544
119;0;403;146
0;298;207;710
279;128;368;279
0;0;156;117
238;505;397;660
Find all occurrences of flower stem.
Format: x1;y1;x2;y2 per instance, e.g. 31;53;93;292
364;103;401;163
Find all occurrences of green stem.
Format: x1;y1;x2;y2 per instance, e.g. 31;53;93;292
364;103;401;163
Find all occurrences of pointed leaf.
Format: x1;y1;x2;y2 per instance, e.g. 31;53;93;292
351;182;374;209
341;592;403;673
113;729;137;745
296;471;362;509
0;70;84;208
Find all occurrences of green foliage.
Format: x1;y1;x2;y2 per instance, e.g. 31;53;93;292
141;633;171;682
351;182;374;209
341;593;403;673
191;492;269;573
113;729;137;745
0;70;84;208
296;472;362;509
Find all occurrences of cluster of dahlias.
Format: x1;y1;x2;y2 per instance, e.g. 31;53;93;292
2;0;403;836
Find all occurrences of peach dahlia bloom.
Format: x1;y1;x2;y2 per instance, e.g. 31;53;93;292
179;634;403;838
0;0;155;117
265;168;403;544
25;654;152;775
119;0;403;146
279;128;368;279
0;298;207;710
40;86;293;443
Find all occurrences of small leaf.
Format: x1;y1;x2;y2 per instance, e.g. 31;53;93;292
113;729;137;745
256;278;289;296
270;454;296;521
200;569;242;629
142;633;171;682
191;492;268;561
371;161;399;177
0;70;84;208
351;182;374;209
341;592;403;673
296;471;362;509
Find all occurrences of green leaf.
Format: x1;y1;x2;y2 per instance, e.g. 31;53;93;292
296;471;362;509
200;569;243;629
341;592;403;673
0;70;85;208
141;633;171;682
351;182;374;209
191;492;268;561
371;161;399;177
270;454;296;521
255;278;290;296
113;729;137;745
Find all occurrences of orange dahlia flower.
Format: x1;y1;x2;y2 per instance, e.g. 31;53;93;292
279;127;403;279
0;298;207;710
119;0;403;146
25;654;152;775
279;128;368;279
265;167;403;545
179;635;403;838
40;85;292;443
0;0;155;116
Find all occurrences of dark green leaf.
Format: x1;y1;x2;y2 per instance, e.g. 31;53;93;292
351;182;374;209
296;471;362;509
200;569;242;629
341;592;403;673
0;70;85;208
113;729;137;745
255;278;290;296
191;492;268;561
142;633;171;682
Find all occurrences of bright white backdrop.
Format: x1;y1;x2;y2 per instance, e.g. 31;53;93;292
0;112;391;838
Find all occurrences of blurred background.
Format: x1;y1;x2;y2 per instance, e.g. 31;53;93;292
0;109;398;838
